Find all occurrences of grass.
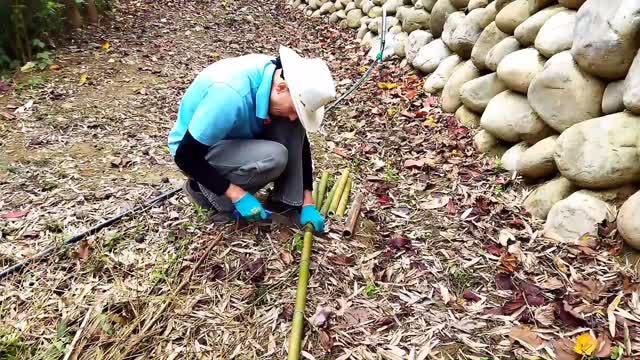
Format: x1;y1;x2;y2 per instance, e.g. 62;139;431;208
0;327;32;360
365;281;379;297
291;233;303;253
384;163;400;182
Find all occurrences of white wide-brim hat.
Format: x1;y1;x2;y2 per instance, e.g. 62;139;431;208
279;46;336;132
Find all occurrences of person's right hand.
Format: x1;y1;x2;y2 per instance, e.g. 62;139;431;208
232;192;268;221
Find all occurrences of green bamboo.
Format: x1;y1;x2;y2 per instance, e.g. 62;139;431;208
287;224;314;360
312;181;318;206
329;169;350;215
315;171;330;210
320;180;339;216
336;178;352;217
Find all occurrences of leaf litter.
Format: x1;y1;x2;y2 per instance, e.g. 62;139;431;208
0;0;639;358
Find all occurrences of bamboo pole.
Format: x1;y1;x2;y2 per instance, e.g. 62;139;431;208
329;170;350;215
336;178;352;217
343;192;364;238
320;180;339;216
287;224;314;360
316;172;330;210
312;181;318;206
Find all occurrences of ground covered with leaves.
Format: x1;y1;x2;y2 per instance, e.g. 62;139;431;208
1;0;640;359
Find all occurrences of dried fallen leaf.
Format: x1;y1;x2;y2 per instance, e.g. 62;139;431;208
247;258;266;283
607;293;623;337
403;159;424;169
328;255;355;266
49;64;62;71
502;293;526;315
594;333;613;358
280;251;293;265
557;300;586;328
573;279;603;302
575;332;597;356
421;196;450;210
553;338;579;360
76;239;93;261
319;329;334;351
509;326;544;348
210;264;226;281
388;236;411;250
0;111;15;120
462;289;481;302
1;210;29;219
495;273;514;290
534;304;556;327
377;82;398;90
499;253;519;273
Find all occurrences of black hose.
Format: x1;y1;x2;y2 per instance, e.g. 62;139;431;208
0;187;181;279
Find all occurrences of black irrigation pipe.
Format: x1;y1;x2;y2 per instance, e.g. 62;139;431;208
0;39;387;280
0;188;181;279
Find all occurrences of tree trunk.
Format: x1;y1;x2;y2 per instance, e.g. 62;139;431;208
86;0;99;24
62;0;83;28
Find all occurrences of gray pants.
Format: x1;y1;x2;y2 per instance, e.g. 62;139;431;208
198;119;307;213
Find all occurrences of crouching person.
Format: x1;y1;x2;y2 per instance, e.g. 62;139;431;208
167;46;336;232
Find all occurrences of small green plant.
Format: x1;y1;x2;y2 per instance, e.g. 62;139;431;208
0;327;32;359
495;185;504;194
44;219;63;233
493;158;504;171
193;204;212;223
291;233;303;252
365;281;379;297
384;163;399;182
610;346;624;359
450;266;472;291
103;232;124;252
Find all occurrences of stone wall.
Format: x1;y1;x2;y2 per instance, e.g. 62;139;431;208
290;0;640;250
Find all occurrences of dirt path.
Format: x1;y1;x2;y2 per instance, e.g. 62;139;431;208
1;0;639;359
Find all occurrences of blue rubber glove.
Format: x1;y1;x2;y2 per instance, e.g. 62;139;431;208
300;205;325;232
233;193;268;221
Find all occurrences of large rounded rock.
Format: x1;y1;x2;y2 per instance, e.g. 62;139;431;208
413;39;454;73
347;9;365;28
472;3;498;28
329;12;340;23
382;0;404;13
449;10;491;58
501;142;530;171
514;5;564;47
495;0;514;12
481;90;555;143
474;129;509;156
442;11;466;50
460;73;509;113
624;51;640;114
405;30;434;63
468;0;489;10
394;32;410;57
486;36;521;71
319;1;336;14
451;0;470;8
456;105;481;128
431;0;458;37
401;8;431;32
518;135;558;178
495;0;530;35
572;0;640;80
558;0;585;9
602;80;625;115
528;0;554;14
618;190;640;250
421;0;437;11
544;191;615;242
423;54;463;93
345;1;357;11
524;177;577;219
369;16;399;34
534;10;576;58
471;22;509;70
368;5;383;17
497;48;545;93
442;60;481;113
555;111;640;189
528;51;605;132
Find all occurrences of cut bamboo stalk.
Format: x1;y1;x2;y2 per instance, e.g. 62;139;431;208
343;192;364;238
335;178;352;217
329;169;350;215
320;180;339;216
312;181;318;206
316;171;330;210
287;224;314;360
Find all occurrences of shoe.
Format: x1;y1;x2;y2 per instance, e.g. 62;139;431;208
183;179;214;210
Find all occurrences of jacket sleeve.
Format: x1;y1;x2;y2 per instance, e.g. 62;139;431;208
302;134;313;192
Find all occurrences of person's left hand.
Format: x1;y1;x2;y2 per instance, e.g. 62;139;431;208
300;205;325;232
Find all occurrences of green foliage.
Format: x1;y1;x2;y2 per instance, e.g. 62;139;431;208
291;233;303;252
365;281;378;297
0;327;33;359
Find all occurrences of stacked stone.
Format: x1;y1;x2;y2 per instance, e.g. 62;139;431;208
288;0;640;250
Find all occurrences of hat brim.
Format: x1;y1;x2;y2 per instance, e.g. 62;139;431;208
279;46;324;132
